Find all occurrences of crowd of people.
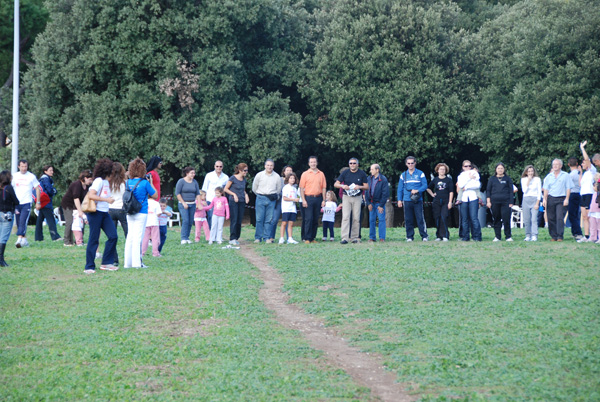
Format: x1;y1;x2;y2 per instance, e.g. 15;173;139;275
0;141;598;272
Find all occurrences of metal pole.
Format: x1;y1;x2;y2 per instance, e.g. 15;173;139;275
11;0;20;173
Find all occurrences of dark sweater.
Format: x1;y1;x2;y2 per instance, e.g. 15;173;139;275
486;175;514;203
0;185;19;212
61;181;88;210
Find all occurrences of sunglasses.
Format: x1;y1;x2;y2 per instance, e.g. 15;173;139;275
243;169;248;172
349;162;358;165
406;162;415;165
463;165;471;168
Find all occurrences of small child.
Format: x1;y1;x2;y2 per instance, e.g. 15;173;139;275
194;191;211;242
590;177;600;244
72;210;87;246
142;198;162;257
157;198;173;254
321;190;342;241
279;173;300;244
205;187;229;244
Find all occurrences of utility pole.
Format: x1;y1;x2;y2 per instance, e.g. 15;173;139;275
11;0;20;172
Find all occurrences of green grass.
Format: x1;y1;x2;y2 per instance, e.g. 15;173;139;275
258;226;600;401
0;226;369;401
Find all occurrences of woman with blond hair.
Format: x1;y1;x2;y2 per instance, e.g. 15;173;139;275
427;163;454;241
109;162;127;265
520;165;542;241
124;158;157;268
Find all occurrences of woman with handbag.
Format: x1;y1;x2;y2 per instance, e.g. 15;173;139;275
0;171;20;266
34;165;62;242
61;170;93;246
124;158;157;268
84;158;118;274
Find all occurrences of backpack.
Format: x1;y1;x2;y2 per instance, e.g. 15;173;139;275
123;179;144;215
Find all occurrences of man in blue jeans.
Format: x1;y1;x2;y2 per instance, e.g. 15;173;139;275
397;156;428;242
11;159;41;248
367;164;389;242
252;159;282;243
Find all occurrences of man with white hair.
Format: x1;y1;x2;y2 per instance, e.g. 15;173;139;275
202;160;229;227
543;159;572;241
252;159;282;243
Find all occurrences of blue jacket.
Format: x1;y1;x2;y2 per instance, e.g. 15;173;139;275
366;174;390;208
397;169;428;202
39;174;58;209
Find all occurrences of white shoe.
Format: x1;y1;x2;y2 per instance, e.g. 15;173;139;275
577;237;589;243
434;238;441;241
524;236;531;241
21;238;30;247
322;237;327;241
95;252;102;259
15;238;22;248
217;241;222;244
181;240;188;245
506;238;513;242
531;236;538;242
442;238;449;242
422;238;428;242
329;238;335;241
279;237;285;244
287;238;298;244
208;241;213;245
595;239;600;244
493;238;500;242
406;239;413;242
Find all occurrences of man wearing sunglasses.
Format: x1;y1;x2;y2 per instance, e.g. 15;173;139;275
202;160;229;227
397;156;428;242
335;158;368;244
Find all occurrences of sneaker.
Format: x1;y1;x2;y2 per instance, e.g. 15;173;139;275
181;240;188;245
95;252;101;259
53;237;63;242
254;239;261;244
493;238;500;242
217;241;222;245
406;239;413;242
575;235;584;240
265;239;274;244
21;238;30;247
435;238;441;242
322;237;327;241
352;239;360;244
208;241;213;245
77;243;85;247
279;238;285;244
422;237;429;242
577;237;589;243
229;240;237;245
340;240;348;244
15;238;22;248
287;238;298;244
100;264;118;271
524;236;531;242
531;236;538;242
329;238;335;241
506;238;513;242
140;263;149;268
595;240;600;244
84;269;95;274
442;238;449;242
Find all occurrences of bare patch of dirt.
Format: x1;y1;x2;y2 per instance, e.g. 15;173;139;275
138;317;225;338
239;245;417;402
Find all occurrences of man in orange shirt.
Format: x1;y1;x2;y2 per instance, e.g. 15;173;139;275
299;156;327;243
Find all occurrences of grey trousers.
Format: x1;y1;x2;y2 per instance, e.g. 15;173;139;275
522;196;538;237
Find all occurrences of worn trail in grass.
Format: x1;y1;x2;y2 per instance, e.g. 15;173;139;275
240;245;414;402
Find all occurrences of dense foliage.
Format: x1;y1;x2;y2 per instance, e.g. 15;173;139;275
7;0;599;189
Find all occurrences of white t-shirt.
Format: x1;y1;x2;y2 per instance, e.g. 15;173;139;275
281;184;298;213
12;171;40;204
146;199;161;226
110;183;125;209
580;166;597;195
322;201;338;223
457;171;481;202
520;176;542;199
90;178;111;212
202;171;230;203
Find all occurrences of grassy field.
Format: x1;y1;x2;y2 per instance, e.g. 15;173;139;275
1;224;599;401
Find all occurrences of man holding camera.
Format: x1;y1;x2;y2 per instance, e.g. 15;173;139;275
397;156;429;242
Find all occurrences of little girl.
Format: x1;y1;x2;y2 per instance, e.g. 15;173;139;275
205;187;229;244
194;190;211;242
589;177;600;244
72;210;87;246
322;190;342;241
279;173;299;244
142;198;162;257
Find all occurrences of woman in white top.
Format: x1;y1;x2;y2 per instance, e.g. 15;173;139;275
108;162;127;266
520;165;542;241
578;141;598;242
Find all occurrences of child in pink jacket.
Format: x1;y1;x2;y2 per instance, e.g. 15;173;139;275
589;179;600;244
194;190;211;242
205;187;229;244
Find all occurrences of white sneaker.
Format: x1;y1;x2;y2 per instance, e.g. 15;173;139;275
532;236;538;242
208;241;213;245
279;237;285;244
506;238;513;242
442;238;449;242
15;238;22;248
181;240;188;245
493;237;500;242
595;239;600;244
577;237;589;243
217;241;222;244
406;239;413;242
524;236;531;241
422;238;428;242
434;238;441;241
84;269;95;274
95;252;102;259
322;237;327;241
21;238;30;247
287;238;298;244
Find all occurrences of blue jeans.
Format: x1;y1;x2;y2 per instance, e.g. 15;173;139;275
269;199;282;240
159;225;167;253
206;201;213;228
15;203;31;237
568;193;582;236
403;200;427;240
460;200;482;241
369;205;386;240
178;202;196;241
85;210;118;270
322;221;334;238
255;195;276;241
0;212;14;243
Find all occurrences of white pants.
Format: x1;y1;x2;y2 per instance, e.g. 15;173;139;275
125;213;147;268
209;215;225;242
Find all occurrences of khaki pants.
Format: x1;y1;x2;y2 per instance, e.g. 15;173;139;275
341;195;363;241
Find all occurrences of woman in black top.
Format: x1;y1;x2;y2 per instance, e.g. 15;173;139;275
61;170;93;246
224;163;250;245
486;163;514;241
0;171;20;266
427;163;454;241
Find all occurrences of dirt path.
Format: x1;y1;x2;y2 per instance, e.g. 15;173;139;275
239;246;416;402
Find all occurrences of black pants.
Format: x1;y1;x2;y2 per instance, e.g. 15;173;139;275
491;201;512;239
109;208;128;264
547;196;566;240
302;195;322;241
229;201;245;240
431;197;450;239
35;206;61;241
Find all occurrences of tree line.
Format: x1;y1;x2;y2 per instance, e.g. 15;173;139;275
1;0;598;192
